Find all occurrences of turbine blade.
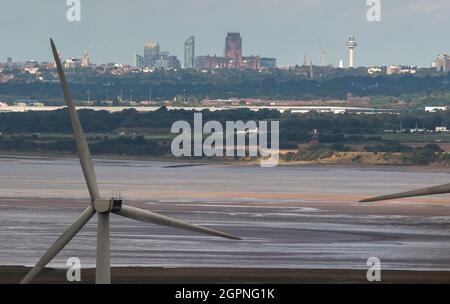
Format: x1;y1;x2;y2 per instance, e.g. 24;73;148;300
20;206;95;284
50;39;99;200
116;205;241;240
360;183;450;202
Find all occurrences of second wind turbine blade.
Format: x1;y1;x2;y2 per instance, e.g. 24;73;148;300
50;38;100;201
360;182;450;202
115;205;241;240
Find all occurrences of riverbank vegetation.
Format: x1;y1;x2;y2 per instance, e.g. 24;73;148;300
1;108;450;166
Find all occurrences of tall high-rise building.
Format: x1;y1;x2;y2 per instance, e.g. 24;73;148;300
225;33;242;68
134;54;144;68
144;42;160;67
346;35;357;68
6;57;12;65
184;36;195;69
81;50;90;67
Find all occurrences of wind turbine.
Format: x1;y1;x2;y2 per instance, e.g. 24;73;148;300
360;182;450;203
20;39;241;284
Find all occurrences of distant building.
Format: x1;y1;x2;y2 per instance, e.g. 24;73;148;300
153;57;168;69
432;54;450;72
195;56;207;70
195;32;267;70
25;60;39;68
368;66;382;75
134;54;144;68
242;56;260;70
24;67;40;74
400;66;417;74
154;54;180;70
144;42;160;67
260;57;277;69
139;41;180;70
168;55;181;69
225;33;243;68
64;58;81;69
425;106;448;112
387;65;401;75
6;57;12;65
409;127;427;133
196;55;260;70
195;55;227;69
387;65;416;75
435;126;449;132
184;36;195;69
81;50;90;67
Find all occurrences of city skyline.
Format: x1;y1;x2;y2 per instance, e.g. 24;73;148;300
3;33;447;71
1;0;450;66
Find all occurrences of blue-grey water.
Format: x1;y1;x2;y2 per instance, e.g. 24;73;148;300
0;155;449;271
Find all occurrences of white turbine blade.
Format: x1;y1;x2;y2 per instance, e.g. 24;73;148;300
50;39;99;200
116;205;241;240
20;206;95;284
360;183;450;202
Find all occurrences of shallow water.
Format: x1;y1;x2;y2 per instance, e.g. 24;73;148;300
0;155;449;270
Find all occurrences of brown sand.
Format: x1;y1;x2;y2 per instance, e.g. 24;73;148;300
5;194;450;218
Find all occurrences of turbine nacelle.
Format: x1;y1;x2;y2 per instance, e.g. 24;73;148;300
94;198;123;213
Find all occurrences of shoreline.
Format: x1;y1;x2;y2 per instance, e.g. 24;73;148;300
2;151;450;173
2;266;450;284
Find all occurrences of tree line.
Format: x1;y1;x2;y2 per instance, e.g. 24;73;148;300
2;69;450;104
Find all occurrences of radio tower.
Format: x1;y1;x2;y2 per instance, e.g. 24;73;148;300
346;35;357;68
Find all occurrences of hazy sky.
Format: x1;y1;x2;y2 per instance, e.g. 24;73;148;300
1;0;450;67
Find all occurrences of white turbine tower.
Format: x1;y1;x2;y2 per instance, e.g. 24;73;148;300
20;39;241;284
